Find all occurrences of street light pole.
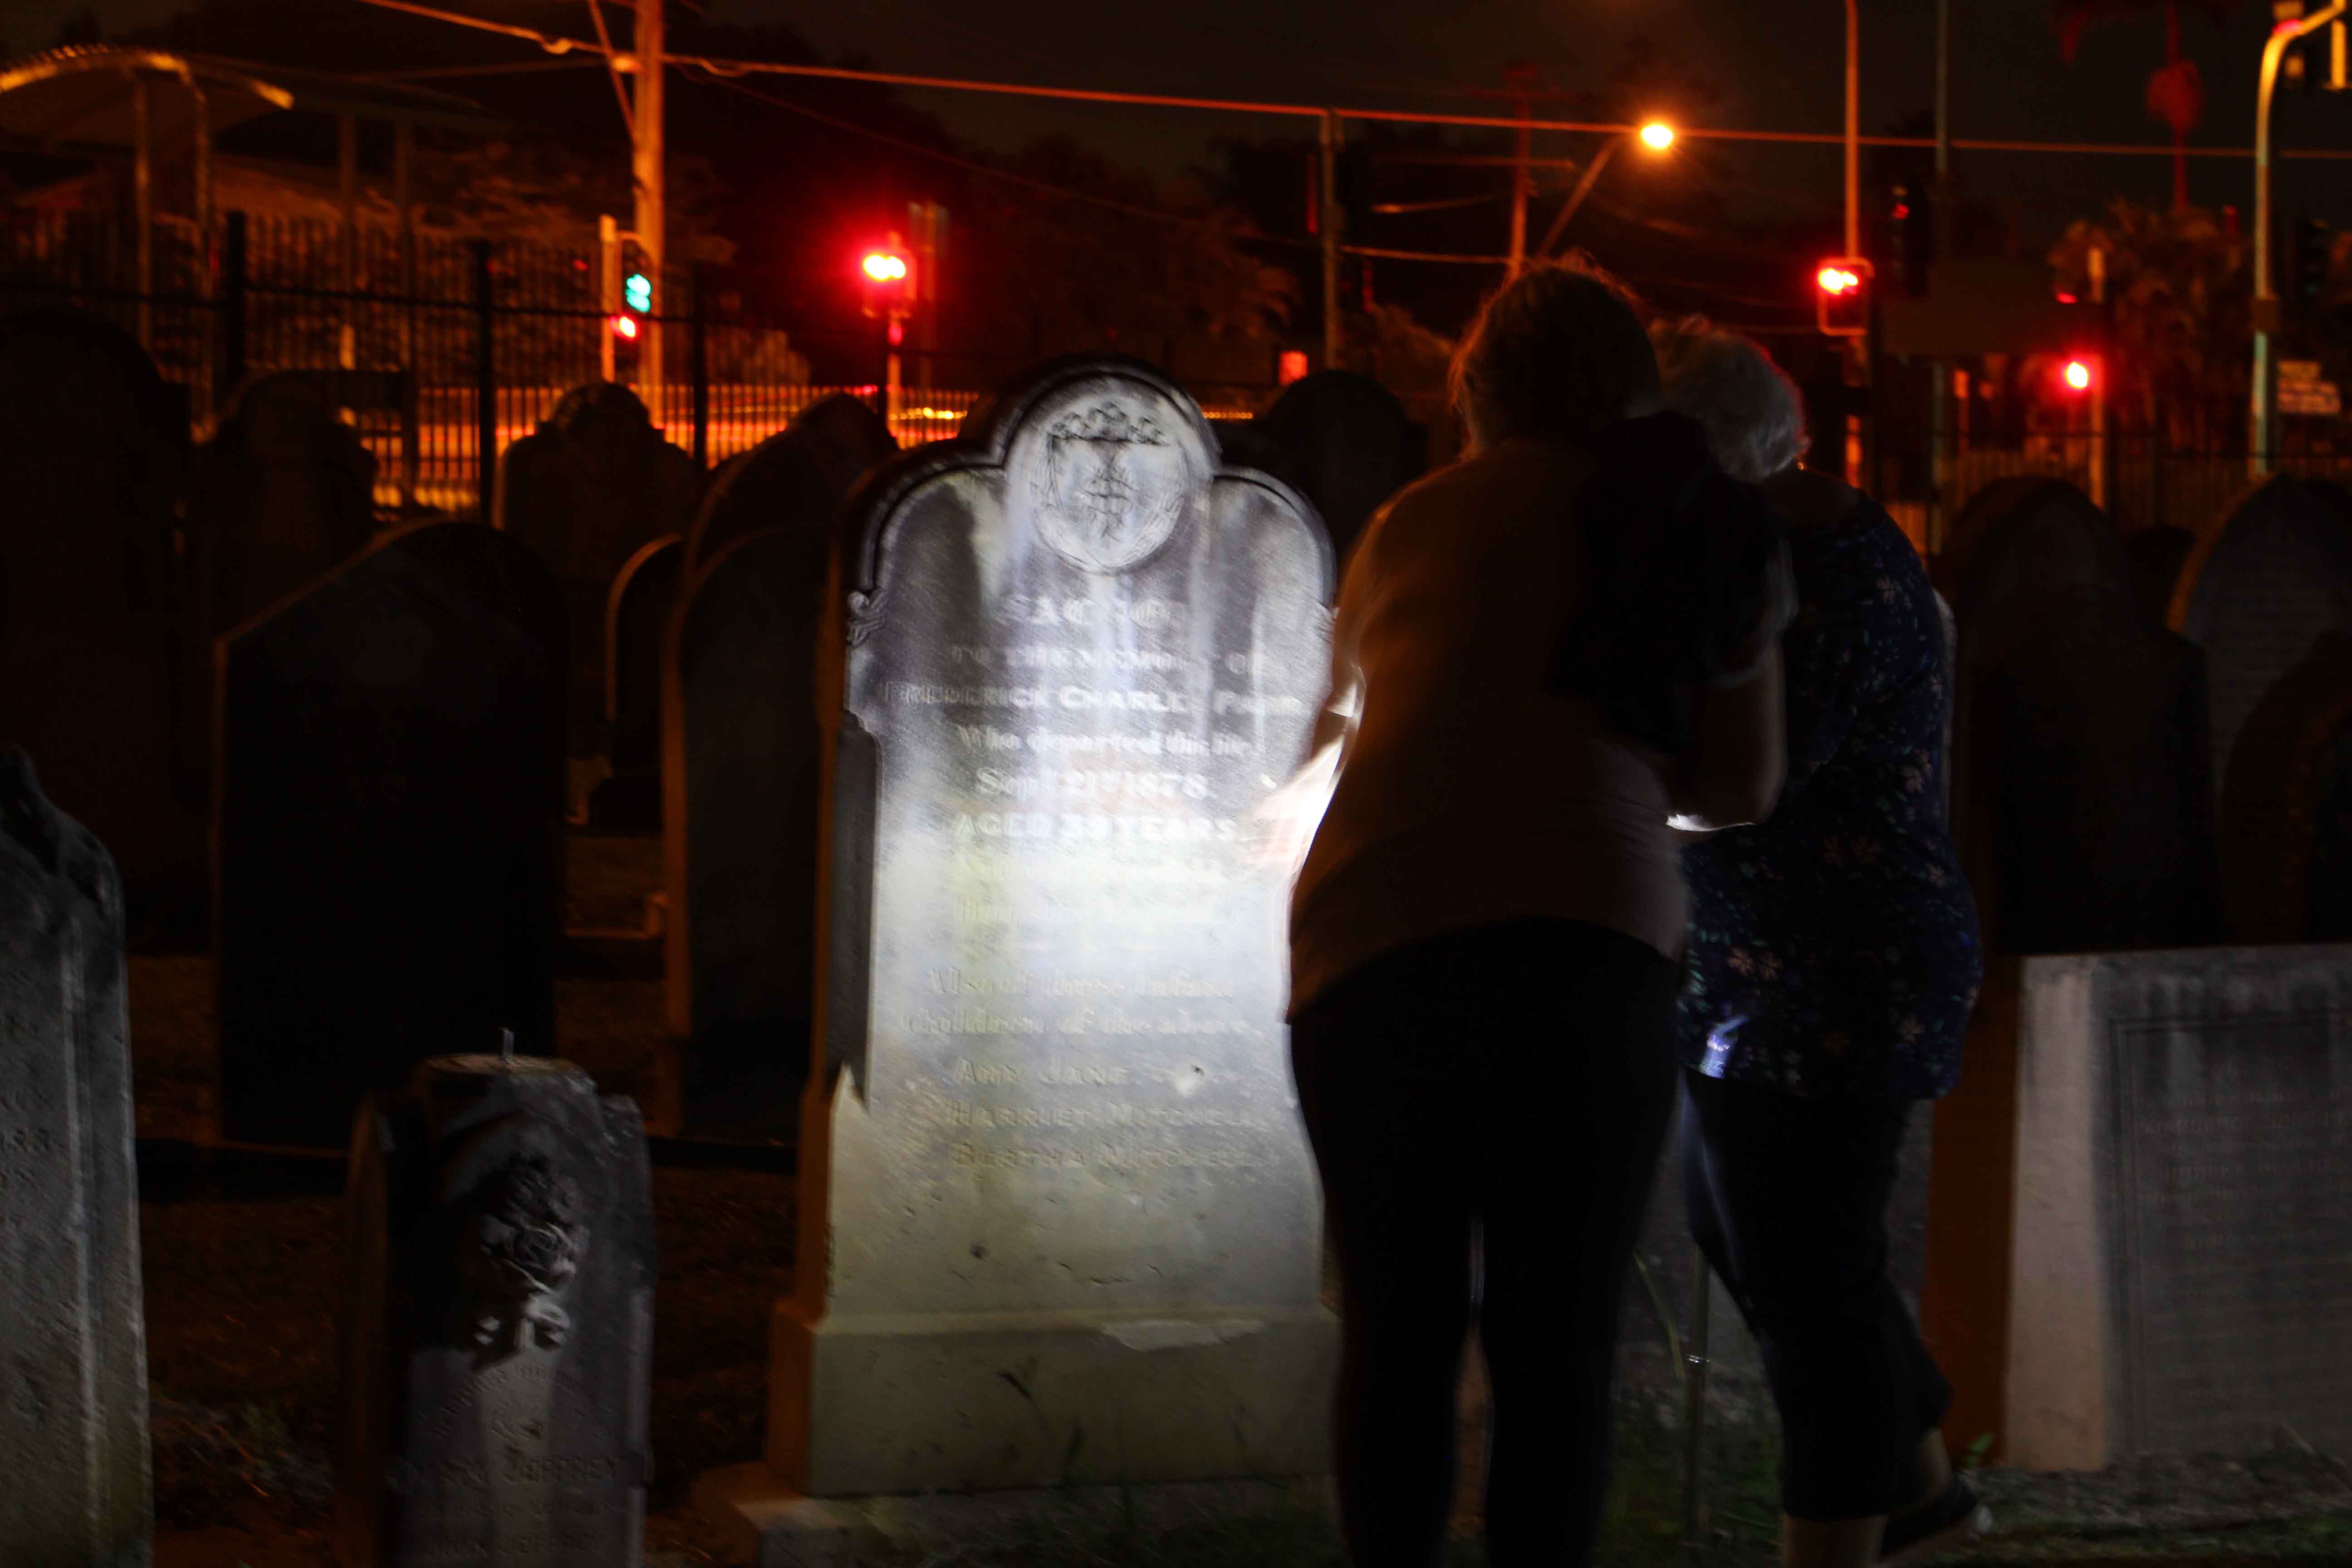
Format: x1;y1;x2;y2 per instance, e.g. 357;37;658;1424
632;0;665;423
2252;0;2346;477
1845;0;1861;259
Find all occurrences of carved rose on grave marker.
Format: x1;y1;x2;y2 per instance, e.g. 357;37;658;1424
1032;402;1188;573
463;1151;586;1354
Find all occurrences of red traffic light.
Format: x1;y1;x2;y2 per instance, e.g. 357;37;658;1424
2063;358;2093;392
1818;265;1862;295
859;241;915;319
862;251;908;283
609;314;639;341
1814;258;1872;337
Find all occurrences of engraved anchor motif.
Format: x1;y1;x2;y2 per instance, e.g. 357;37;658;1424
1033;402;1188;573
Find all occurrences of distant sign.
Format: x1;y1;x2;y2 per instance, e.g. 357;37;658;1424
2280;360;2342;418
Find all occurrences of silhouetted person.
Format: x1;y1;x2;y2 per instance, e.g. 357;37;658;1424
1270;260;1789;1568
1654;318;1989;1568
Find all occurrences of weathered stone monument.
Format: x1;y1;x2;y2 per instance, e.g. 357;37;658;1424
684;399;894;576
2218;630;2352;941
662;522;833;1140
1947;480;2216;951
216;524;565;1147
0;750;151;1565
339;1049;654;1567
750;357;1338;1508
0;309;198;947
498;383;700;756
1250;370;1426;562
190;370;381;637
585;536;684;835
1921;946;2352;1469
2173;475;2352;795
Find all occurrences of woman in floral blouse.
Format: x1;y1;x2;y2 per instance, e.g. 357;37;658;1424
1653;319;1986;1568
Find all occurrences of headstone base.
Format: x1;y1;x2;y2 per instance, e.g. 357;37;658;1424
768;1303;1337;1497
694;1461;1332;1568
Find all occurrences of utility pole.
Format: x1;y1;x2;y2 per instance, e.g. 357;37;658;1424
631;0;665;422
2252;0;2347;477
1845;0;1861;259
1506;60;1538;276
1927;0;1951;551
1320;110;1344;371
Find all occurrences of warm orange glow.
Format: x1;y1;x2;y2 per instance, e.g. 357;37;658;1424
1639;121;1675;151
863;252;908;282
1818;265;1861;294
2063;359;2092;391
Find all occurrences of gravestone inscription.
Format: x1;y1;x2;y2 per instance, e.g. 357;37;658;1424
339;1050;653;1568
662;526;831;1138
498;383;700;756
216;524;564;1147
0;309;198;946
2175;475;2352;795
775;357;1338;1496
0;751;151;1566
585;536;684;835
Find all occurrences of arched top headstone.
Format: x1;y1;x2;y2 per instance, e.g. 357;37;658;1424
1943;478;2133;636
787;392;898;497
1250;370;1423;563
686;428;857;575
541;379;658;443
2217;629;2352;942
194;368;381;636
2170;474;2352;794
842;354;1334;639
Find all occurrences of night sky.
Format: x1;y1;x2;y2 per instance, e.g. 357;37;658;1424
22;0;2352;246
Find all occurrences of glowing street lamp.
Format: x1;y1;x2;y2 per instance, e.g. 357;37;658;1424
1639;120;1676;152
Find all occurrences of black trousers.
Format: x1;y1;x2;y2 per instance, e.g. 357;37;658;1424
1681;1069;1952;1521
1290;919;1680;1568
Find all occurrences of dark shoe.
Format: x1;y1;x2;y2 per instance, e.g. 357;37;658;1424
1879;1475;1992;1565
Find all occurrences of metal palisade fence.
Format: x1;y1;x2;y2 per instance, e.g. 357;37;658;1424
0;208;986;515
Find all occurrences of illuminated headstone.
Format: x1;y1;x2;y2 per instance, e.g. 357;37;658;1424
776;357;1338;1495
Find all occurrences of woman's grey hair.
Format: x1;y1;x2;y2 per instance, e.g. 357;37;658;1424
1450;254;1660;451
1649;315;1809;481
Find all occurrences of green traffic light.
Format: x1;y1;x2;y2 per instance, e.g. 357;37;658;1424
623;272;652;313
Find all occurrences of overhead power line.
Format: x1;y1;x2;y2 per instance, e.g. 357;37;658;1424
351;0;2352;161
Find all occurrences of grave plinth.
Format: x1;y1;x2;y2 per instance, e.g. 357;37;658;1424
0;750;151;1566
1920;946;2352;1469
338;1050;654;1567
775;358;1338;1497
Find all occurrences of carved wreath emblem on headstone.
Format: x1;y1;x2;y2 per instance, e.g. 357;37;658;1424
1032;403;1187;573
461;1149;586;1354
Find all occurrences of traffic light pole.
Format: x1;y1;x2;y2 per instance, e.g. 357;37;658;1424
2253;0;2346;477
632;0;665;425
1320;111;1344;371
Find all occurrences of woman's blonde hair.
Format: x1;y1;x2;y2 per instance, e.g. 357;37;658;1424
1448;253;1659;451
1648;315;1809;481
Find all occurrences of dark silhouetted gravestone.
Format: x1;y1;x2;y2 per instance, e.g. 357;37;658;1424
2218;630;2352;941
0;751;151;1566
498;384;700;757
217;524;565;1147
191;370;380;637
1250;370;1424;562
661;522;833;1141
2176;475;2352;796
0;309;198;948
339;1050;652;1567
2124;524;2196;626
584;536;683;835
771;356;1337;1498
1948;480;2217;951
685;397;894;576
